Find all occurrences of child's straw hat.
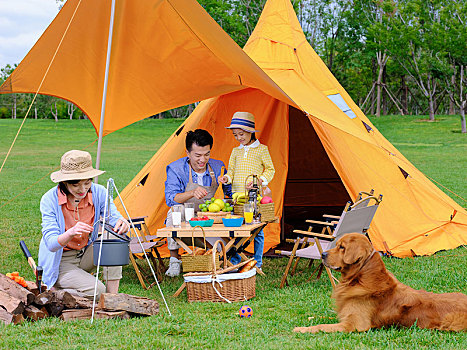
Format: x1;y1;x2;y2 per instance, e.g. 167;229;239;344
226;111;259;133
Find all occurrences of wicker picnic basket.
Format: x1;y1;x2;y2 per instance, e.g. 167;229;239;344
234;202;275;222
184;240;256;303
181;226;221;273
233;175;275;222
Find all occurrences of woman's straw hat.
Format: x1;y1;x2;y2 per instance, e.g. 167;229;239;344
226;111;259;133
50;150;105;183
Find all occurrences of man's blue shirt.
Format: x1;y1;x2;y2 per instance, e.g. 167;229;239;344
165;157;232;207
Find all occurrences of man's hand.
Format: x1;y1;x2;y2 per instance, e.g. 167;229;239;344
114;219;130;234
192;186;208;199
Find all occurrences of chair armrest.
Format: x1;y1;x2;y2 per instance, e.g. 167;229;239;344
305;219;334;226
322;214;340;220
293;229;334;241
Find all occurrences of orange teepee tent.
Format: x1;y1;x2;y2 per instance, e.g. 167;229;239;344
0;0;294;136
119;0;467;258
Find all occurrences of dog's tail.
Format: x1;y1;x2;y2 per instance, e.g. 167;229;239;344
440;312;467;331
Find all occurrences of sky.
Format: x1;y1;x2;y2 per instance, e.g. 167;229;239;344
0;0;60;68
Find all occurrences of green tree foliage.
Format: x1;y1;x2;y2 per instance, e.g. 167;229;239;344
0;0;465;130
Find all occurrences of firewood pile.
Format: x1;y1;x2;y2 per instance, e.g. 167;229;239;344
0;273;159;324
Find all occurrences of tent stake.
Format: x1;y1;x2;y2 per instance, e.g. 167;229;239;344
95;0;116;183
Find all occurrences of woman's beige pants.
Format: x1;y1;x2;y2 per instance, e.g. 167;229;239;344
54;245;122;300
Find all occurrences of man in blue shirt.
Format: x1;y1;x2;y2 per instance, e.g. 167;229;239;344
164;129;231;276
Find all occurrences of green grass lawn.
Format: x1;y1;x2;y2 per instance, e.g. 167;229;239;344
0;115;466;349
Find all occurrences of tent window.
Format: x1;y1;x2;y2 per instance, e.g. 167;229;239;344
362;121;373;132
138;173;149;186
175;125;185;136
398;166;409;179
327;93;357;119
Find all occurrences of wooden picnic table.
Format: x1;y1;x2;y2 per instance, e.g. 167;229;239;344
156;221;267;296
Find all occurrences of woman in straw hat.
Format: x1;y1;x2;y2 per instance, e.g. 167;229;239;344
38;150;129;299
218;111;275;269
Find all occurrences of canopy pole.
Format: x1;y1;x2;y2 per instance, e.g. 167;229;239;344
95;0;116;183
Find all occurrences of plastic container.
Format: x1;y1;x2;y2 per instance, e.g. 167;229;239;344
189;219;214;227
222;217;244;227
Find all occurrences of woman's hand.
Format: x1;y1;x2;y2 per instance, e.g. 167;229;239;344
72;222;93;236
218;175;228;184
114;219;130;234
58;221;93;247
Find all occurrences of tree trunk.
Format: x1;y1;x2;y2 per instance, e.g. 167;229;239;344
67;101;76;120
12;94;17;119
401;76;408;114
428;97;435;121
51;100;58;122
461;65;466;134
375;52;387;117
449;65;456;115
461;107;466;134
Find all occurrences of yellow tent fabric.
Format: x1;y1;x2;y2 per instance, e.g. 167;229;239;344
119;0;466;257
0;0;295;136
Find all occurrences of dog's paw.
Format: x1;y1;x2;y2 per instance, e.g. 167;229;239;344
293;326;312;333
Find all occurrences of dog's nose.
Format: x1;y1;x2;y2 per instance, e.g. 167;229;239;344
322;251;328;260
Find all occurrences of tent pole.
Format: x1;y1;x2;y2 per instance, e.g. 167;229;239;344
95;0;116;183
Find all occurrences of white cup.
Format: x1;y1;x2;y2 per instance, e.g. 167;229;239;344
184;203;195;222
172;205;183;227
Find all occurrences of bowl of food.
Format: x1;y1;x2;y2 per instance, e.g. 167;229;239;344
222;216;244;227
189;217;214;227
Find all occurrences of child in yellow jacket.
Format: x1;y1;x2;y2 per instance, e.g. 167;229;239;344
218;111;275;268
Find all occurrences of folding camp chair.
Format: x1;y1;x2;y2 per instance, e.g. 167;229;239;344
128;216;167;290
277;192;382;289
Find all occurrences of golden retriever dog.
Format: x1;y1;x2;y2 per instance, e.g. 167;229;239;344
294;233;467;333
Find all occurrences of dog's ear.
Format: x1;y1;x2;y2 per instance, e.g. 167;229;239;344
342;241;363;265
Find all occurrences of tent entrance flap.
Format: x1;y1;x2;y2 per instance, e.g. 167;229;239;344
283;107;350;238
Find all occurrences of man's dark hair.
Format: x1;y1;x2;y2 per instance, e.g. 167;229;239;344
186;129;213;152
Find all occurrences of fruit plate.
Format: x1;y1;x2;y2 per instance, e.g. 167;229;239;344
197;211;232;224
222;217;244;227
189;219;214;227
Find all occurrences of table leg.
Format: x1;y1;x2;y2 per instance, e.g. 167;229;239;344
175;238;193;254
173;282;186;297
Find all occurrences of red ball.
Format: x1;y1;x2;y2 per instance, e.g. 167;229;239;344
239;305;253;318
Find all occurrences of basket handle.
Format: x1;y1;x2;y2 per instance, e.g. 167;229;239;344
190;225;207;255
210;240;227;275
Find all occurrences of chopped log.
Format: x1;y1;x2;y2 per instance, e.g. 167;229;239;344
0;273;34;305
34;290;55;306
52;290;93;309
45;302;64;317
54;290;77;309
60;309;130;321
25;281;47;296
98;293;159;316
23;304;48;321
0;308;13;325
0;289;25;315
72;296;93;309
